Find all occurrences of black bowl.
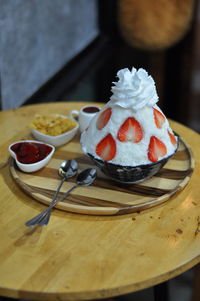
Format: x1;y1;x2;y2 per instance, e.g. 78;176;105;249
86;135;179;184
87;154;170;183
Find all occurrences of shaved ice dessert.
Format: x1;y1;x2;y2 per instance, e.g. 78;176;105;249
81;67;178;183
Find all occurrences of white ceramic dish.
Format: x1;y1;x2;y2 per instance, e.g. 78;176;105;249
8;140;55;173
31;114;79;147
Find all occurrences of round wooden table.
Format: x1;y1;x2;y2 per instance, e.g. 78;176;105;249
0;102;200;301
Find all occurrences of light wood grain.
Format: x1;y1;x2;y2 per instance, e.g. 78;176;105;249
0;102;200;301
9;137;194;215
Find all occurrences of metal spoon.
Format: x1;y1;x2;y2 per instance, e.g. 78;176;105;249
59;168;97;202
25;160;78;227
35;168;97;226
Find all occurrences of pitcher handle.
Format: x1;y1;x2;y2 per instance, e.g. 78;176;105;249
70;110;79;121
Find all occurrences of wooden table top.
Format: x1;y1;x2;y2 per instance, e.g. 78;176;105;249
0;102;200;301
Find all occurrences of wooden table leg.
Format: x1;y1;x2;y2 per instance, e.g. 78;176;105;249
192;264;200;301
154;281;169;301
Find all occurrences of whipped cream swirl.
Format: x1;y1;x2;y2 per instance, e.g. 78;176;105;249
110;67;158;111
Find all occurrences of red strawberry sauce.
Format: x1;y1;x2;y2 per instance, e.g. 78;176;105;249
11;142;52;164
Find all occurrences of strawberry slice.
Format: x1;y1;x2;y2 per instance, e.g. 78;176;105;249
96;133;116;161
148;136;167;162
153;108;165;129
96;107;112;130
168;130;177;146
117;117;143;143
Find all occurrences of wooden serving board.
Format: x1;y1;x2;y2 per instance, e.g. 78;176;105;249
9;136;194;215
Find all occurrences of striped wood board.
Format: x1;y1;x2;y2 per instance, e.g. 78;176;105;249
9;136;194;215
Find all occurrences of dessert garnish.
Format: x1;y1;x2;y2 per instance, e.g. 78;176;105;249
117;117;143;143
153;108;166;129
148;136;167;163
81;67;178;166
168;130;177;146
96;108;112;130
30;114;77;136
96;134;116;161
10;141;53;164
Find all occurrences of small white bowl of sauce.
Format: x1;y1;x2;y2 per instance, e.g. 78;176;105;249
8;140;55;173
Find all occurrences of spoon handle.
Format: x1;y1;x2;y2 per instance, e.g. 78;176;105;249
25;207;49;226
51;177;66;206
25;177;66;227
59;184;78;202
30;184;79;226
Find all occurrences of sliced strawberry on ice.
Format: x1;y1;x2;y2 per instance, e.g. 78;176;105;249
153;108;165;129
117;117;143;143
148;136;167;162
168;130;177;146
96;107;112;130
96;133;116;161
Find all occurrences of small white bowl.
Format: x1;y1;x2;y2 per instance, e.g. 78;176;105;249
8;140;55;173
31;115;79;147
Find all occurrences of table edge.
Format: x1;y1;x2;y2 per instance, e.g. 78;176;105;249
0;254;199;301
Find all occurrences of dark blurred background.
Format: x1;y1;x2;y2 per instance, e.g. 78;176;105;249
0;0;199;133
0;2;200;301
